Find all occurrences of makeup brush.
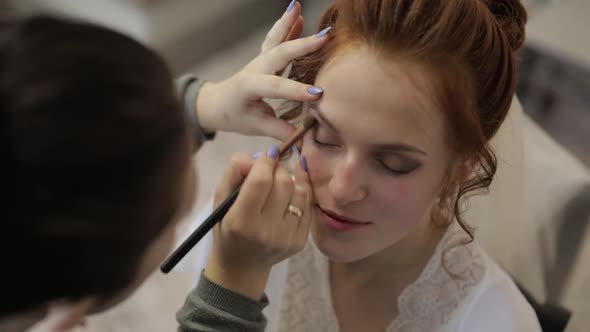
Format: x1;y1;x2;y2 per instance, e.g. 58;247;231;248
160;116;317;273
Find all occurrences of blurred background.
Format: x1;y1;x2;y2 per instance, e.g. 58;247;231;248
3;1;588;331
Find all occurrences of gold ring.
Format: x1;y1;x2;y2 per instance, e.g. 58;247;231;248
287;204;303;218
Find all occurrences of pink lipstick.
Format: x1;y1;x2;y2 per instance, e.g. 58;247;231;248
318;206;372;232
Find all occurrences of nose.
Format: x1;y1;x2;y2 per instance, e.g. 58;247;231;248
328;157;368;207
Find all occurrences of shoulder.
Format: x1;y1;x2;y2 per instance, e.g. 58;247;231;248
457;249;542;332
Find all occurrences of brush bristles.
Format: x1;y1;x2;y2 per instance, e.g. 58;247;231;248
302;116;317;130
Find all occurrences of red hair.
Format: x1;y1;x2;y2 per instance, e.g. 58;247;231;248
288;0;527;239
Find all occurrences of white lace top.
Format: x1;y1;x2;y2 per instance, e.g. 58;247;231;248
184;202;542;331
265;227;542;332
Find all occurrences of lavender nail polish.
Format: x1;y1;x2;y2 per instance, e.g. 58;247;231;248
300;156;308;172
307;86;324;95
315;26;332;38
292;146;301;156
286;0;296;13
252;151;262;160
267;145;280;160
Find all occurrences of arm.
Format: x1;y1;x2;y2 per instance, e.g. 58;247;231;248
175;2;323;329
175;0;329;154
176;75;216;153
177;273;268;332
177;148;311;332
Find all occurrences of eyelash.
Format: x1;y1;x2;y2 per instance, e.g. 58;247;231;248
377;160;412;176
313;136;338;148
312;135;413;176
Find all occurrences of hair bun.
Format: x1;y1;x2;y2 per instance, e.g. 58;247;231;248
484;0;527;51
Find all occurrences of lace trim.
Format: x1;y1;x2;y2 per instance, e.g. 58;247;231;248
278;241;338;332
388;229;485;331
277;227;485;332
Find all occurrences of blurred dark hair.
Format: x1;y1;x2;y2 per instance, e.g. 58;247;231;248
0;15;189;315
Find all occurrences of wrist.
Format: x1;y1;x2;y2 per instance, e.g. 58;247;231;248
204;255;271;301
195;81;219;134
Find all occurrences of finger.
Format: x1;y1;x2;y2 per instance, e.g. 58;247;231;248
255;114;297;141
242;74;324;102
284;171;307;225
250;101;296;140
261;29;332;74
234;146;280;213
294;154;313;244
255;100;277;117
284;16;304;42
282;183;307;253
214;153;254;208
275;16;303;77
262;165;295;220
261;1;302;54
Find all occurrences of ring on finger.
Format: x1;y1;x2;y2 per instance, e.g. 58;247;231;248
287;204;303;219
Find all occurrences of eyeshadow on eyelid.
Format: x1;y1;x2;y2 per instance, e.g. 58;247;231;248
379;153;421;167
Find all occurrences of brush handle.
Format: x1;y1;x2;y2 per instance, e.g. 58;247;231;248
160;184;241;273
160;117;316;273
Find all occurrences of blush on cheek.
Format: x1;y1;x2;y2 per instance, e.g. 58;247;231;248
373;181;412;217
395;183;411;201
381;181;410;201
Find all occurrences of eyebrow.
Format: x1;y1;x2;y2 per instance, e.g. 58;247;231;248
308;103;338;131
309;103;427;156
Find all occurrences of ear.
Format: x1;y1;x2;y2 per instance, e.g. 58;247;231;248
51;297;94;332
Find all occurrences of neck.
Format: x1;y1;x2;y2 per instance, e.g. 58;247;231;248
0;308;46;332
331;222;447;287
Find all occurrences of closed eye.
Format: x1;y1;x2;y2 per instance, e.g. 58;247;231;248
375;156;420;176
312;127;340;148
313;137;339;147
377;159;414;175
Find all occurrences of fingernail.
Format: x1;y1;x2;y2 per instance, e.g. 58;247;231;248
267;145;280;160
252;151;262;160
291;146;301;157
300;156;308;172
315;26;332;38
307;86;323;95
286;0;296;13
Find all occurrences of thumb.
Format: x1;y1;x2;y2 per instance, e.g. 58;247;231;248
255;111;297;141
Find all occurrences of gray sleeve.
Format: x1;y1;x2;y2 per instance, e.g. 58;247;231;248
175;75;216;153
177;273;269;332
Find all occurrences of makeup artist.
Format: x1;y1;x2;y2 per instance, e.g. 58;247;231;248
1;1;323;331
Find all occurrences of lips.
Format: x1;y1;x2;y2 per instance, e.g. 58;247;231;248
319;207;370;224
317;206;372;232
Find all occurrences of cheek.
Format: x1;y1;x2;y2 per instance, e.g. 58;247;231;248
371;177;434;227
372;181;411;214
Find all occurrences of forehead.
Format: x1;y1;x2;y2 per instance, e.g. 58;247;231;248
314;46;448;153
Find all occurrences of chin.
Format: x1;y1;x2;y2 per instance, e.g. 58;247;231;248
310;223;371;263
